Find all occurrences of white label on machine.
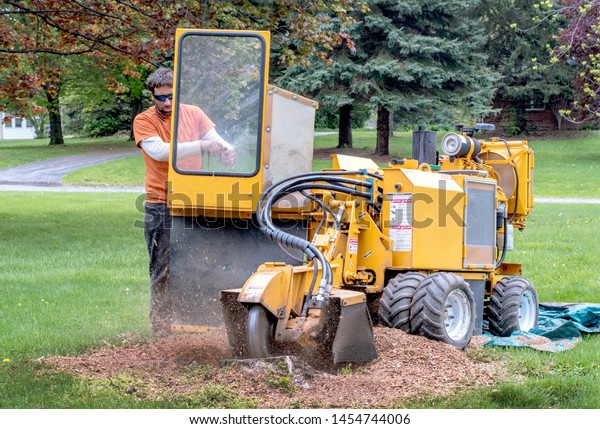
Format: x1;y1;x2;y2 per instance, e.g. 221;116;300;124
390;194;413;251
349;238;358;254
241;272;277;301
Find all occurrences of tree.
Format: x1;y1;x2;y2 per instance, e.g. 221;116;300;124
279;37;363;148
553;0;600;123
0;56;47;138
477;0;575;133
281;1;497;154
60;55;149;139
0;1;159;144
1;1;364;144
355;0;498;155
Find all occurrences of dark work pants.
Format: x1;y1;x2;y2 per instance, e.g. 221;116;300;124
144;202;172;336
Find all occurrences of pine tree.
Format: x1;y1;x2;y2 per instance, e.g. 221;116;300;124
357;0;498;154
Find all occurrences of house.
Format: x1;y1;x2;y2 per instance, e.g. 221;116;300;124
0;112;37;140
484;98;599;135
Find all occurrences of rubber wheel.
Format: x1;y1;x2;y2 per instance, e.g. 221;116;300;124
246;305;275;359
487;277;539;336
378;272;426;332
410;272;476;349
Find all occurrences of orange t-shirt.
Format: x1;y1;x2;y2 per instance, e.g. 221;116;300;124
133;105;215;203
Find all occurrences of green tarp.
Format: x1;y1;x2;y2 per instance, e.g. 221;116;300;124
482;303;600;352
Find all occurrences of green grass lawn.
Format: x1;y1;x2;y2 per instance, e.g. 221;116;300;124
0;192;149;364
509;203;600;303
0;192;599;408
409;334;600;408
4;130;595;198
62;155;146;187
528;133;600;198
314;129;414;152
1;130;600;408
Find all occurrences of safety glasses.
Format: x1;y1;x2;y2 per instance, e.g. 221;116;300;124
153;93;173;102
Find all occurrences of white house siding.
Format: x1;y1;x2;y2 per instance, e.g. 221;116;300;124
0;112;36;140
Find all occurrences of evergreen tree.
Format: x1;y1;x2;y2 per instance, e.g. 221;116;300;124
278;22;363;149
281;0;497;154
358;0;498;155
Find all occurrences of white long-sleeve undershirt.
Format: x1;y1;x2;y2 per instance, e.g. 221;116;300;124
140;128;227;162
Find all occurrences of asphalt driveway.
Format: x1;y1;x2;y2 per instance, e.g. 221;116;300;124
0;148;144;192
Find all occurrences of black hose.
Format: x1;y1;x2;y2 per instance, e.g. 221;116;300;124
257;174;375;298
256;167;381;299
264;175;373;202
495;216;508;269
298;191;335;316
258;186;330;292
257;170;376;217
258;170;368;210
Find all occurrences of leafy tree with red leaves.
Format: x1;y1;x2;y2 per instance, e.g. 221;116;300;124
553;0;600;123
0;0;363;144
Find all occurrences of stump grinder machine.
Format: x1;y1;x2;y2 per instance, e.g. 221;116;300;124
166;29;538;366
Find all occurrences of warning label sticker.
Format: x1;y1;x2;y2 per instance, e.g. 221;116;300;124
241;273;276;301
390;194;413;252
349;238;358;254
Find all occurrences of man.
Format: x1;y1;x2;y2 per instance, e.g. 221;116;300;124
133;67;235;337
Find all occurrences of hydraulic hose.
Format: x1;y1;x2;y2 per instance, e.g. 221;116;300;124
257;173;375;302
495;216;508;269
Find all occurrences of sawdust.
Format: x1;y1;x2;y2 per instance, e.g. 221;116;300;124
42;326;500;408
513;335;552;346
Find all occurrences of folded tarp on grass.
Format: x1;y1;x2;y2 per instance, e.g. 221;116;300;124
482;302;600;352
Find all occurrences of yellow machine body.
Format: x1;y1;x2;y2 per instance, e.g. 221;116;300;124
166;29;537;365
220;141;535;363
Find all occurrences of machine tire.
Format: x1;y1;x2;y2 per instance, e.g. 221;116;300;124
367;294;381;326
246;305;276;359
378;272;426;332
487;277;539;336
410;272;476;349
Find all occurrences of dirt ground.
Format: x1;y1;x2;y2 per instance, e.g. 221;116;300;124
43;326;499;408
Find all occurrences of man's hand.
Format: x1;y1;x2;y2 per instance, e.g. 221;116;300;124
200;139;237;166
219;141;237;165
200;139;222;157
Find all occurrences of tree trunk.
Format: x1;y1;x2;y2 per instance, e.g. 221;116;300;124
130;98;144;141
337;104;353;148
375;105;390;155
550;96;568;132
554;110;563;131
389;111;394;138
43;79;64;146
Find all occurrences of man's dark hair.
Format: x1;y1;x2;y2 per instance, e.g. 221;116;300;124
146;67;173;93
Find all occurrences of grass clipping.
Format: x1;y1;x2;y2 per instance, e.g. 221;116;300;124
43;326;498;408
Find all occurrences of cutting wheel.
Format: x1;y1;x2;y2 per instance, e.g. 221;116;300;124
246;305;275;358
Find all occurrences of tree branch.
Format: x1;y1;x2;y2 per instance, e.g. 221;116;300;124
0;47;94;55
4;0;155;63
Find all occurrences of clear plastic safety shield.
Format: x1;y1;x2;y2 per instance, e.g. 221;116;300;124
172;32;267;176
